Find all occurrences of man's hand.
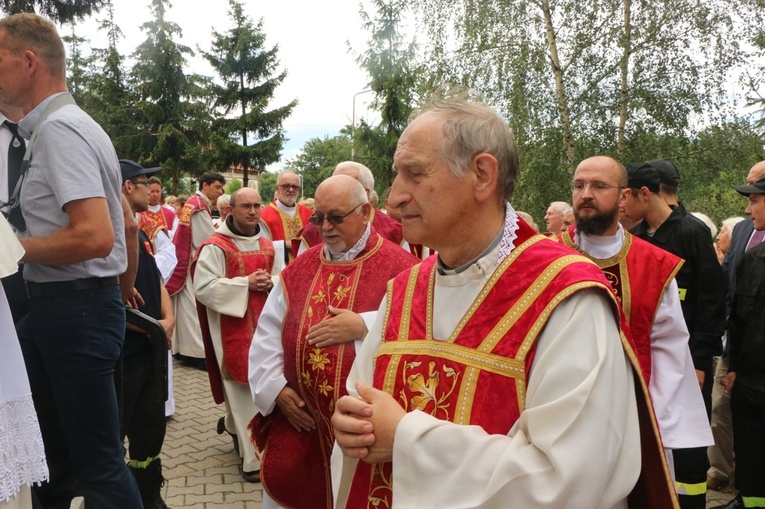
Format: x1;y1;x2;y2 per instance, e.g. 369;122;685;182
248;269;273;292
124;288;145;309
695;369;705;392
721;371;736;395
307;307;365;348
332;380;406;464
275;386;316;432
158;317;175;348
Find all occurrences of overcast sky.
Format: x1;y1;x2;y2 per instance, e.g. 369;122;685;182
71;0;383;172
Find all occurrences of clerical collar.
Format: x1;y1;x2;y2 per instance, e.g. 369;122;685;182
325;223;372;262
226;214;259;237
438;203;518;275
575;223;625;260
275;199;296;216
147;204;162;213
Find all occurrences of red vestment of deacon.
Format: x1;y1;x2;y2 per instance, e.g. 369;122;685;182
191;234;274;403
347;222;679;509
138;207;175;243
293;209;404;255
166;194;209;295
260;201;312;263
251;229;418;509
560;226;683;383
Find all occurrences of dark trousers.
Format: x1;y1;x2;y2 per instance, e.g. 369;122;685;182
731;383;765;508
17;286;143;509
122;346;166;463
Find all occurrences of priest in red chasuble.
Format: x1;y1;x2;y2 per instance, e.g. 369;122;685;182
192;188;282;484
248;175;418;509
259;170;313;265
331;101;679;509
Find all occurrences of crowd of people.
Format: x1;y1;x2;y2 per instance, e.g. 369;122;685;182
1;11;763;509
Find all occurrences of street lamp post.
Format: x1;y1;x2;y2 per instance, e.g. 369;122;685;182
352;89;372;160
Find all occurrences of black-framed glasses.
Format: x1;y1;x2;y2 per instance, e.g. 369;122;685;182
572;181;622;194
309;202;363;226
237;203;262;210
132;179;150;187
278;184;301;191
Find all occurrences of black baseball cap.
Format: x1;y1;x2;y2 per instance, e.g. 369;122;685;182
648;159;680;186
626;162;661;193
119;160;161;182
733;175;765;196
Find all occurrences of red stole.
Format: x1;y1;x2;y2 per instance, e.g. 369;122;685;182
192;234;274;403
138;207;173;243
252;231;418;509
293;209;404;256
346;222;679;509
561;227;683;382
260;202;312;263
166;194;210;295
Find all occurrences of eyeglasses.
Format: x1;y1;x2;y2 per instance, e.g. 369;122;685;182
133;179;150;187
278;184;301;192
237;203;262;210
309;202;363;226
572;181;622;194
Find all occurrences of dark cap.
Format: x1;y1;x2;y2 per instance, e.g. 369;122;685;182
626;162;661;193
119;159;160;182
648;159;680;186
733;175;765;196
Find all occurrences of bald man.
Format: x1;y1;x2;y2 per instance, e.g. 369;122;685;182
193;188;282;483
248;175;417;509
260;171;313;264
293;162;406;256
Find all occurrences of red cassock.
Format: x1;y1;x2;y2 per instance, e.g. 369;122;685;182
346;221;679;509
250;229;418;509
166;194;209;295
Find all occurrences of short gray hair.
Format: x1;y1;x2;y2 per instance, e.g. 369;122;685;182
549;201;572;216
426;101;519;206
217;194;231;210
721;216;745;234
334;161;375;192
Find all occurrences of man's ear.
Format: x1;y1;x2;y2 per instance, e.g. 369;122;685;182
472;152;499;203
360;201;373;222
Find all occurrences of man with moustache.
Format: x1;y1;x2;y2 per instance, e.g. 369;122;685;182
560;157;712;487
192;187;282;483
248;175;418;509
260;170;312;264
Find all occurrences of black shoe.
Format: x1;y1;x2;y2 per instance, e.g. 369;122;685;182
130;458;169;509
710;496;744;509
184;357;207;371
216;416;240;455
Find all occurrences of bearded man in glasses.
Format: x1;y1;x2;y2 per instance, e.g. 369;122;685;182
248;174;418;509
260;170;313;264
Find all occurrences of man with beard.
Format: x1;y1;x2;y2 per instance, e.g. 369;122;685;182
248;175;418;509
560;156;712;488
624;161;726;509
260;170;312;265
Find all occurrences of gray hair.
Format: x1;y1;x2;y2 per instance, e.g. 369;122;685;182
425;101;519;207
549;201;572;217
334;161;375;192
691;212;717;239
217;194;231;210
0;14;66;80
721;216;746;234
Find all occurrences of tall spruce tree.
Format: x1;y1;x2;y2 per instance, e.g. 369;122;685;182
1;0;105;22
201;0;296;187
131;0;210;192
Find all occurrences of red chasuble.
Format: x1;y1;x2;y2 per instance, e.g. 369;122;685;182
191;234;274;403
138;207;175;243
260;201;312;263
561;226;683;383
293;209;404;256
347;222;679;509
166;194;209;295
252;230;417;509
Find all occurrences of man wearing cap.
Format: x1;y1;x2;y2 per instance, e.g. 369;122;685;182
710;174;765;509
166;171;225;369
249;175;418;509
624;160;726;509
119;160;174;509
260;170;312;264
708;161;765;494
192;187;282;484
1;13;143;507
293;162;406;256
562;157;712;491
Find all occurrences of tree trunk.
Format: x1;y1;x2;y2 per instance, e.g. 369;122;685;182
240;71;249;187
618;0;632;160
538;0;576;173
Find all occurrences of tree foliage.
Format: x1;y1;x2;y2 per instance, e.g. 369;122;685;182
200;0;296;187
1;0;106;22
285;132;353;196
